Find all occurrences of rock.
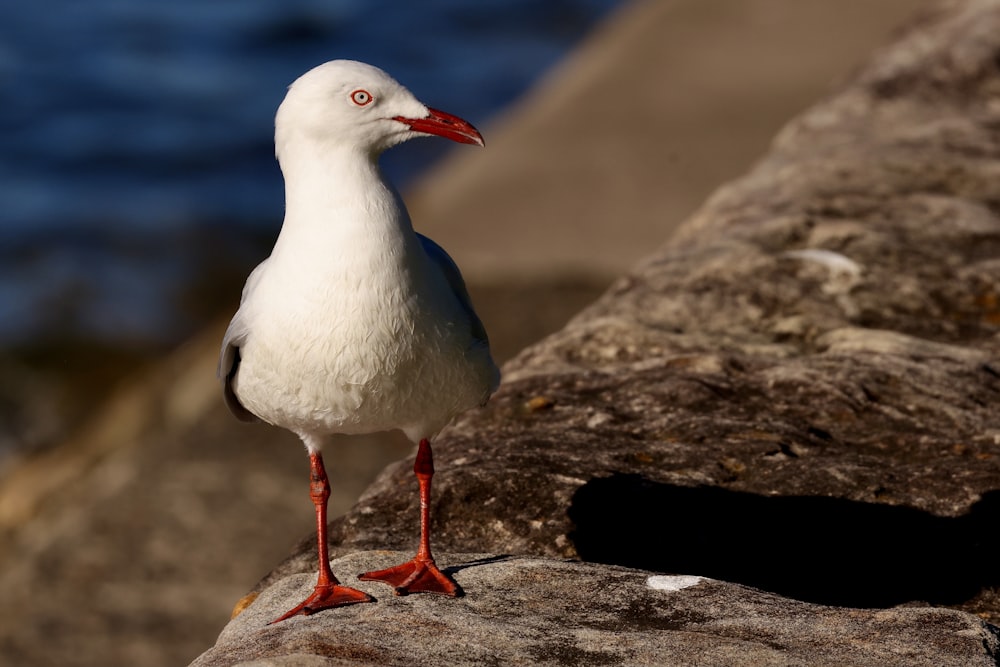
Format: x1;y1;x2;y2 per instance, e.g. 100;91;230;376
203;0;1000;663
256;0;1000;617
191;551;1000;667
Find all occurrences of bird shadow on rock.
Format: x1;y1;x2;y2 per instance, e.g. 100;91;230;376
444;554;516;576
567;473;1000;608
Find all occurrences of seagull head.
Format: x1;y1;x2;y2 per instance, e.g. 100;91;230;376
275;60;484;161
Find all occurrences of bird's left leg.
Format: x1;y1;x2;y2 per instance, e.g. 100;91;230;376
358;438;462;596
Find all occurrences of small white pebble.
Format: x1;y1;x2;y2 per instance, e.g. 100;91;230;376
783;248;862;276
587;412;613;428
646;575;704;592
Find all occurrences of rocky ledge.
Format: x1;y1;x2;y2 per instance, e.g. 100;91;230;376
192;551;998;667
195;0;1000;665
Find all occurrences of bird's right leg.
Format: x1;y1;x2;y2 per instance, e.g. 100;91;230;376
271;451;373;623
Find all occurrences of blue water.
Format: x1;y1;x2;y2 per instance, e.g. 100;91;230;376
0;0;617;346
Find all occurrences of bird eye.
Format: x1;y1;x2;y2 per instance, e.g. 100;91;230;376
350;89;373;106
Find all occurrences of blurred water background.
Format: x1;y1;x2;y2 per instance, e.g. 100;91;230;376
0;0;618;461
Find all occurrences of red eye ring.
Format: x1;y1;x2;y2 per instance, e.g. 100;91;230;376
350;89;373;106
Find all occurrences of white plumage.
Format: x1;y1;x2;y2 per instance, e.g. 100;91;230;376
220;60;498;448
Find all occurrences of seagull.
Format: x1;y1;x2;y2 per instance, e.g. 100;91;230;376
218;60;500;623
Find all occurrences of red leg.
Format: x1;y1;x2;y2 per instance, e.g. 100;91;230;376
358;439;461;596
271;451;373;623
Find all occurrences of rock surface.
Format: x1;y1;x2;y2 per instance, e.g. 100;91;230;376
204;0;1000;664
191;552;1000;667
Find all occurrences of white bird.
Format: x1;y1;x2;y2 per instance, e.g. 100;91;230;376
219;60;499;623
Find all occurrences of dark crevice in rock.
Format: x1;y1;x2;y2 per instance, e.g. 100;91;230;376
568;474;1000;608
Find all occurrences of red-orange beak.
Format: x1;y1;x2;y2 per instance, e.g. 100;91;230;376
394;107;484;147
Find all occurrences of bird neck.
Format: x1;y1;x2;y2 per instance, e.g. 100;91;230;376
273;139;416;260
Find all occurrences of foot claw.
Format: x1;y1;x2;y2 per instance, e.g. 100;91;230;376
270;583;373;624
359;557;462;597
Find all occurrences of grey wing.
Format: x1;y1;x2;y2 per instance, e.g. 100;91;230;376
217;261;267;423
417;233;490;347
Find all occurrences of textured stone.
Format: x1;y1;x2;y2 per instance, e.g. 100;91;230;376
192;552;1000;667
